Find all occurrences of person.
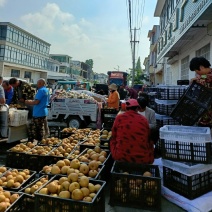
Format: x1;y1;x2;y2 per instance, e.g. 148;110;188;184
118;85;128;100
0;77;3;85
137;97;156;129
74;81;81;90
9;78;35;105
25;78;50;141
110;99;154;164
125;86;138;99
82;83;87;90
107;83;120;109
0;84;5;104
2;80;13;105
189;56;212;127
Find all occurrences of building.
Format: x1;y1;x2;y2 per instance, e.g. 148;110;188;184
70;60;93;81
49;54;72;81
154;0;212;85
96;73;108;84
0;22;70;83
145;25;162;85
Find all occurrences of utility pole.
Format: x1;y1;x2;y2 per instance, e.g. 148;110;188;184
131;27;139;87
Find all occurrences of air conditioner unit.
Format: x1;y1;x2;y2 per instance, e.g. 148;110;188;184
167;55;179;65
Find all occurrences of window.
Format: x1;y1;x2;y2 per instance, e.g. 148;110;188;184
181;56;189;80
0;25;7;39
11;69;20;77
196;43;210;60
24;71;31;79
0;45;5;60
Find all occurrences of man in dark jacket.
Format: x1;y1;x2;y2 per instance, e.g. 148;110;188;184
9;78;35;105
125;86;138;99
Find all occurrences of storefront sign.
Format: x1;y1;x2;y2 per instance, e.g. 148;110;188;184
110;72;123;78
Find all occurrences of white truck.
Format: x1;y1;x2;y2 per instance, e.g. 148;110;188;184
47;90;106;128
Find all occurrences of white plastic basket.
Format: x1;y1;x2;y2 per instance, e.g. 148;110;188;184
9;109;28;127
160;125;211;143
162;159;212;176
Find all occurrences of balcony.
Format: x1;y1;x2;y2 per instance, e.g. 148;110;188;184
149;65;154;74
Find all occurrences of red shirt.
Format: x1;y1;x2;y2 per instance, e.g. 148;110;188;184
110;110;154;164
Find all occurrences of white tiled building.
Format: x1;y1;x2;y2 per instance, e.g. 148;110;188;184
0;22;69;83
150;0;212;85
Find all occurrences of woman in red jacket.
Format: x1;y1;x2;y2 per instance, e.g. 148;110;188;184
110;99;154;164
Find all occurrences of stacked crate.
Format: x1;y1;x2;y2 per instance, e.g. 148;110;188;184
155;85;188;129
160;125;212;200
159;82;212;201
101;108;118;130
153;85;187;155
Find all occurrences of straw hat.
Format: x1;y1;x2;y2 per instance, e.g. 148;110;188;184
108;83;117;91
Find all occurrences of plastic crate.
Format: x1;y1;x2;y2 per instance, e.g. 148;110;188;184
110;161;161;210
163;165;212;199
154;99;177;116
9;109;29;126
162;159;212;176
156;85;188;100
37;139;62;147
34;176;106;212
160;139;212;163
170;82;212;126
160;125;211;142
154;139;162;158
101;108;118;114
156;114;180;129
24;150;55;172
1;168;36;191
6;151;26;169
77;148;111;166
60;132;75;139
19;175;51;212
48;126;61;138
39;162;105;180
0;166;10;177
5;192;25;212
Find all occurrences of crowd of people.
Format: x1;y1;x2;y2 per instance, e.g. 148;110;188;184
0;56;211;165
0;77;50;141
109;56;212;164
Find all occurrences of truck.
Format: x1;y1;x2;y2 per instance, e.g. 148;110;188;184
107;71;128;86
47;90;106;128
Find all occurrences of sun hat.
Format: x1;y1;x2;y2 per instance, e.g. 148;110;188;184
108;83;117;91
126;99;140;107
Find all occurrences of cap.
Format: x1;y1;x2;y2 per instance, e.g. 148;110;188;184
126;99;140;107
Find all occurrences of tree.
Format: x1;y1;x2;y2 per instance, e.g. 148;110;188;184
128;57;146;85
85;59;94;69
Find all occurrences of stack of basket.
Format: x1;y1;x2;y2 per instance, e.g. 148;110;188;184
154;85;188;129
159;125;212;200
153;85;187;155
158;82;212;201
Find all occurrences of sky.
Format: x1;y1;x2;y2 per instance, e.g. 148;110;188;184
0;0;159;74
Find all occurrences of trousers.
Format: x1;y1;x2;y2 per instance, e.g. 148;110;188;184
28;116;46;141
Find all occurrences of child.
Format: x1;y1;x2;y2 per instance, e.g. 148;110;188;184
189;57;212;127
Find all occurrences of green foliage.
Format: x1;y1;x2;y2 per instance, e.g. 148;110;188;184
85;59;94;69
128;57;146;85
